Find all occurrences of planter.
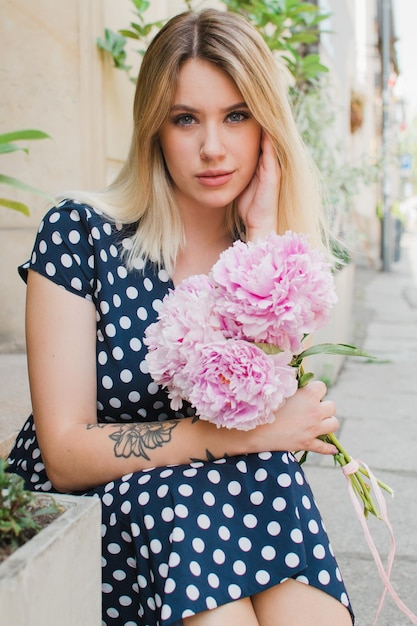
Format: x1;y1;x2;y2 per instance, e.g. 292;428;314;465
305;263;356;385
0;493;101;626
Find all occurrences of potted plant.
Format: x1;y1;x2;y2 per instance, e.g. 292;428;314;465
0;458;102;626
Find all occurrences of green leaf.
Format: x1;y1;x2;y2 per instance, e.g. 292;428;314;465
302;53;325;68
254;342;283;355
0;129;50;144
96;29;131;71
287;1;319;13
298;343;377;360
0;130;50;158
119;28;141;40
298;371;315;387
33;503;61;518
297;450;309;465
0;173;54;202
286;32;318;45
0;197;30;215
0;143;29;156
131;0;150;12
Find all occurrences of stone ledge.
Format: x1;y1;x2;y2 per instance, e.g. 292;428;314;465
0;494;102;625
0;433;18;460
0;352;30;459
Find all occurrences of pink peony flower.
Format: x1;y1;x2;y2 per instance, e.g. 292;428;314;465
210;231;337;353
144;231;336;422
186;341;297;430
144;274;223;409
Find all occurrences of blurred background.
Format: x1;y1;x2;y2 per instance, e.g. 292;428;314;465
1;0;416;354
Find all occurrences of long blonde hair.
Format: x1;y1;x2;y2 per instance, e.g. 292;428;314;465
68;9;325;274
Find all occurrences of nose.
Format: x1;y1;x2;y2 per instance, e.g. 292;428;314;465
200;123;226;160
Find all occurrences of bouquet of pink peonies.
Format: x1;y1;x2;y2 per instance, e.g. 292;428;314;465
144;231;392;518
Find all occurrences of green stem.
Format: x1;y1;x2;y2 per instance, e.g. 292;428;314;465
297;361;393;518
322;432;351;462
324;435;386;517
357;466;394;495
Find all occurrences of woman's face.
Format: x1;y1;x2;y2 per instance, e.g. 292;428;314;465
159;59;262;215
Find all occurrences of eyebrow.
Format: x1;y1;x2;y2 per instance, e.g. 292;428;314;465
169;101;249;113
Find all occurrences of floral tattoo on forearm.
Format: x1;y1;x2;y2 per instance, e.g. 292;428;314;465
87;421;178;460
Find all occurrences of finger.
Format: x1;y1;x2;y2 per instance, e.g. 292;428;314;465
319;399;336;418
260;129;271;153
308;437;339;456
260;132;280;174
306;379;328;400
319;414;339;436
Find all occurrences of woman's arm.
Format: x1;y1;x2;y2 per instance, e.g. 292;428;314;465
26;270;338;492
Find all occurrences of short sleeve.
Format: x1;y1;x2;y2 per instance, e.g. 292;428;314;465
18;200;96;300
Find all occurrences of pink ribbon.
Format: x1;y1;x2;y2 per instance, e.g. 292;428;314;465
342;459;417;625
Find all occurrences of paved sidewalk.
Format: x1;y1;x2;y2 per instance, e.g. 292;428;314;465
1;230;416;624
305;227;417;625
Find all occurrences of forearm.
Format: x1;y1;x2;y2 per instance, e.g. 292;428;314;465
39;381;340;492
40;416;252;492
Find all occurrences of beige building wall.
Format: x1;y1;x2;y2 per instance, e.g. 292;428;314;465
350;0;383;265
0;0;207;352
1;1;102;351
320;0;383;264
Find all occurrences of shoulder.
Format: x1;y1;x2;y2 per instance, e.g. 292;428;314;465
19;199;133;295
40;198;116;235
36;198;136;253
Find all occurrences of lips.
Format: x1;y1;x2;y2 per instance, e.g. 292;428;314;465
196;170;234;187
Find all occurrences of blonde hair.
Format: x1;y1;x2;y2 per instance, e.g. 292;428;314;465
68;9;325;274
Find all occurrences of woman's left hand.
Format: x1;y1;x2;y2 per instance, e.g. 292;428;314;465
237;130;281;241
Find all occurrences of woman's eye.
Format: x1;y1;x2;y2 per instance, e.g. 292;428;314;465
227;111;248;123
173;114;195;126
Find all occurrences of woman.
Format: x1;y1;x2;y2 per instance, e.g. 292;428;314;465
8;9;354;626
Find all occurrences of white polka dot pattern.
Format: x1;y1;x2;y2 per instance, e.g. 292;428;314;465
9;200;354;626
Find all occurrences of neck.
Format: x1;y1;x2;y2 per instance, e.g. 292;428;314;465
172;209;233;286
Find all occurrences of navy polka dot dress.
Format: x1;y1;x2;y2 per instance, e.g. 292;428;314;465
8;199;354;625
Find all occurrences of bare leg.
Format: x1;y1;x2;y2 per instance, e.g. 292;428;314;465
252;579;352;626
183;597;260;626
